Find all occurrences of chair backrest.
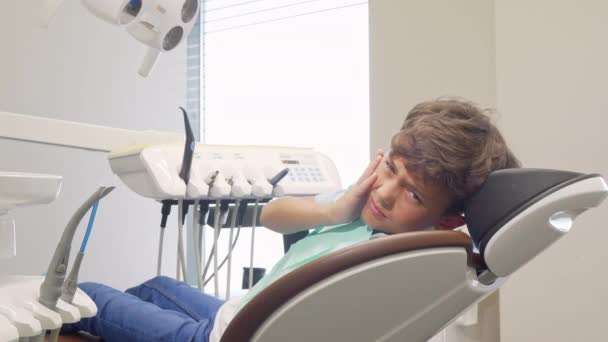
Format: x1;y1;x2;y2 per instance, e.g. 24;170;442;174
464;169;607;277
221;169;607;342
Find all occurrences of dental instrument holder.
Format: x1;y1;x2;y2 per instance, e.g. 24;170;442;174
39;187;114;311
159;199;267;229
156;166;288;229
0;185;107;340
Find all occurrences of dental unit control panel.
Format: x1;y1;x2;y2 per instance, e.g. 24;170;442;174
108;143;342;200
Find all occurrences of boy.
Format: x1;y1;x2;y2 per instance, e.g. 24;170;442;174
63;98;520;342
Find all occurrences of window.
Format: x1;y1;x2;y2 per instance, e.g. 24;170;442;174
188;0;369;297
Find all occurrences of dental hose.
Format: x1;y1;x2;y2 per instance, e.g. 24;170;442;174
192;200;204;290
203;225;241;287
201;201;236;288
213;199;221;297
157;201;172;276
198;202;209;291
248;200;260;289
225;200;240;299
30;333;45;342
176;200;188;281
49;327;60;342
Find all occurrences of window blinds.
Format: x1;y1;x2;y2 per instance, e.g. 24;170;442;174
203;0;366;33
186;0;368;142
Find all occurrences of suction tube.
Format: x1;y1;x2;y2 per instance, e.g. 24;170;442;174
39;187;114;310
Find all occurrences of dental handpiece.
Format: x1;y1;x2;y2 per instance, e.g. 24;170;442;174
209;172;231;198
244;167;273;198
39;187;114;311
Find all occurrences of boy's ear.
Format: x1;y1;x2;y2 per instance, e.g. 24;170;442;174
435;215;466;230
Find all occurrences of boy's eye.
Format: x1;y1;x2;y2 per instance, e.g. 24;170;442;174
408;191;422;204
385;160;396;173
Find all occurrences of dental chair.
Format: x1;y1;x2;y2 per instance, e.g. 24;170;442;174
60;168;608;342
220;168;607;342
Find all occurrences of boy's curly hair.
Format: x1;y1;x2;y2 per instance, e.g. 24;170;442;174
390;98;520;213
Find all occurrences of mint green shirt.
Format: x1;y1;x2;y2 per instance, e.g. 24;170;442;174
238;219;373;310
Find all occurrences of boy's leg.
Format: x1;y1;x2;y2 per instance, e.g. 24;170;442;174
126;276;224;322
62;282;213;342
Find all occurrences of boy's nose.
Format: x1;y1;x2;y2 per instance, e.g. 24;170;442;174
376;182;397;210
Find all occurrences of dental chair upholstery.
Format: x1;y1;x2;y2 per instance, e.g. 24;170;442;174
59;168;608;342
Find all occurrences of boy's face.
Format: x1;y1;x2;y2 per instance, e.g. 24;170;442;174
360;154;454;233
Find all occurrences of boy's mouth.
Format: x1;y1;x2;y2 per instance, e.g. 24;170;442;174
369;197;386;220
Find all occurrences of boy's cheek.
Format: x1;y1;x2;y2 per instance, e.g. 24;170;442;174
360;204;375;226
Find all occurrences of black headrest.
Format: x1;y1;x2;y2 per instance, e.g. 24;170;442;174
463;168;594;255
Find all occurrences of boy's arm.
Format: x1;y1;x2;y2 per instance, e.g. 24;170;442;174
261;150;384;234
259;196;336;234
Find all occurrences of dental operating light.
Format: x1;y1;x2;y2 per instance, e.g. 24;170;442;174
42;0;201;77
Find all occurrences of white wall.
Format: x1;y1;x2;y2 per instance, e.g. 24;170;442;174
370;0;608;341
0;1;187;289
495;1;608;340
369;0;499;341
369;0;496;154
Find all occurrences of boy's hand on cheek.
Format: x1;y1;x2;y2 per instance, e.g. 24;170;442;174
356;149;384;185
326;152;382;225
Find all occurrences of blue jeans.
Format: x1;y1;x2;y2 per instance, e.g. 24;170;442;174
62;276;224;342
